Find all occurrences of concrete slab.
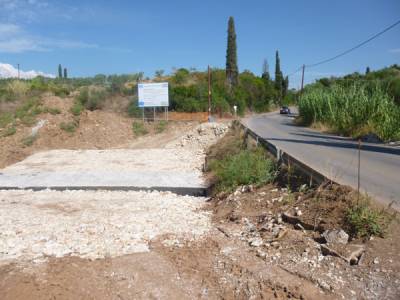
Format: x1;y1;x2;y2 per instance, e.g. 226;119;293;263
0;149;208;196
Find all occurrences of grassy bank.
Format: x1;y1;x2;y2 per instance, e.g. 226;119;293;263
298;83;400;142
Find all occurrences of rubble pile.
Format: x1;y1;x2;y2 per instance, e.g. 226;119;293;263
168;122;229;151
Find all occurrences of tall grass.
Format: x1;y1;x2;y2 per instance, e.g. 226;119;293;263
299;83;400;141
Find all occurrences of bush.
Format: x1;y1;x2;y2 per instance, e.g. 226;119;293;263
132;121;148;136
76;86;107;111
127;99;141;117
210;148;276;192
71;101;84;116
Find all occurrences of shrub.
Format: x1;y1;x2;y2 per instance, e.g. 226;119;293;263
127;99;141;117
210;148;276;192
70;101;84;116
86;89;106;110
75;86;107;111
132;121;148;136
155;120;168;133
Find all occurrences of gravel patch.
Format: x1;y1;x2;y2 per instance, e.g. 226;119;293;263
0;189;211;263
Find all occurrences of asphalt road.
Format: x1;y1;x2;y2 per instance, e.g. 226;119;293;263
243;110;400;209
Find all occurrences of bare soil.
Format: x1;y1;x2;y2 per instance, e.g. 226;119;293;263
0;95;200;168
0;108;399;299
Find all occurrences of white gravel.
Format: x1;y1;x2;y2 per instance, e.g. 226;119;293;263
0;189;211;262
0;122;229;263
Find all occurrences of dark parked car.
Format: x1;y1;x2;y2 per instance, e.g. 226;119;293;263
280;106;291;114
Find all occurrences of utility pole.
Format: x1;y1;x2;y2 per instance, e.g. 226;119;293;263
357;139;361;205
17;63;20;79
208;65;211;122
300;64;305;94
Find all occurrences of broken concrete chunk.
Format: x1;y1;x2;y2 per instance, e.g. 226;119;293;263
322;229;349;245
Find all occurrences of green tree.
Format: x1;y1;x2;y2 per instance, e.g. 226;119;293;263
366;66;370;74
274;51;283;101
63;68;68;79
226;16;239;88
282;76;289;99
58;64;62;79
155;69;164;79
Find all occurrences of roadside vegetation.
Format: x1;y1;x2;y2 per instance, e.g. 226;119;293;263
207;125;396;239
299;65;400;142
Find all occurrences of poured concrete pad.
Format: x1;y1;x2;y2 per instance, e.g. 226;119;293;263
0;150;208;195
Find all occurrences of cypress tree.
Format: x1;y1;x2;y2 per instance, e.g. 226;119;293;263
58;64;62;78
262;59;270;81
274;51;283;98
226;16;239;87
63;68;68;79
366;66;370;74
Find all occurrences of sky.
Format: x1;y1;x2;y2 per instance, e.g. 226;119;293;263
0;0;399;87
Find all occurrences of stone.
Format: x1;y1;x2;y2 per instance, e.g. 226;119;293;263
322;229;349;245
256;249;267;258
295;210;303;216
249;237;263;247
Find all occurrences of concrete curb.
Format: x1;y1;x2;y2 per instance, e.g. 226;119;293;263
236;120;334;186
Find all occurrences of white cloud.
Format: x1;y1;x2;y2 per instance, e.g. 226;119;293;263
0;22;98;53
0;0;50;23
389;48;400;53
0;23;20;36
0;62;54;79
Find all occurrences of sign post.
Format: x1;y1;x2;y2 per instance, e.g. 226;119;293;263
138;82;169;121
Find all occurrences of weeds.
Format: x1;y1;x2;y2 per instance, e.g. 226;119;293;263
14;97;43;126
7;80;29;99
210;148;276;192
155;120;168;133
71;101;84;116
132;121;148;136
345;198;394;238
0;112;14;128
2;126;16;137
22;135;36;147
60;121;78;133
44;107;61;115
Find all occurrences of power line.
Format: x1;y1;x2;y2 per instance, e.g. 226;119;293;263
287;66;303;77
306;18;400;68
287;18;400;77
